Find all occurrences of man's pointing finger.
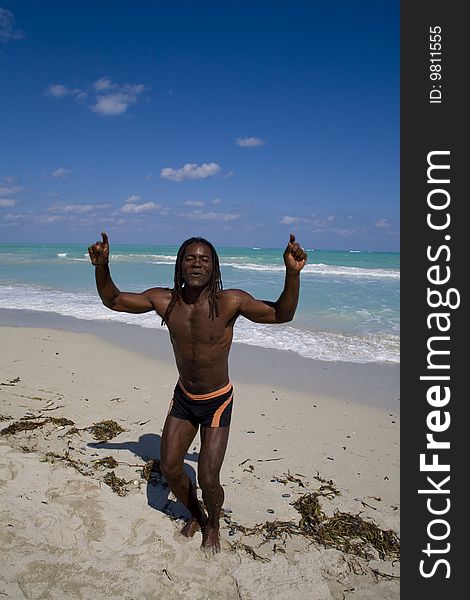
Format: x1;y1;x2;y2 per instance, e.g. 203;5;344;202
101;232;109;245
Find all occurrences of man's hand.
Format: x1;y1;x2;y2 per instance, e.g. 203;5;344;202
283;233;307;273
88;232;110;266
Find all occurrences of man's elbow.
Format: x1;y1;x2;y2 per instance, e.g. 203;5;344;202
101;297;118;311
276;313;294;323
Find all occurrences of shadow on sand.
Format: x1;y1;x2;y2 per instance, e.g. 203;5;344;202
89;432;198;520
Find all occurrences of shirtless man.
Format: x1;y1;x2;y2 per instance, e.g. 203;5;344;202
88;232;307;554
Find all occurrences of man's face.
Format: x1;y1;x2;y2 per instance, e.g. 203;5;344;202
181;243;213;288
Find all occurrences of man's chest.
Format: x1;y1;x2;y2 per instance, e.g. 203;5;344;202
168;301;234;344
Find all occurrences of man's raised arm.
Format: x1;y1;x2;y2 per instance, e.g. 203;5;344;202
237;233;307;324
88;232;158;314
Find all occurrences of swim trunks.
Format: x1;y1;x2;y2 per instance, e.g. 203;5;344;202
168;380;233;428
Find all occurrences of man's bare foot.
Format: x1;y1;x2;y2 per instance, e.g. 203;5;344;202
201;525;220;555
180;517;202;538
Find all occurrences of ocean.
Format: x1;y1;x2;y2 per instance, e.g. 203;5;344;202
0;243;399;364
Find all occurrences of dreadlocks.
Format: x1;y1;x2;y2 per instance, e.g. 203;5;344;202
161;237;223;326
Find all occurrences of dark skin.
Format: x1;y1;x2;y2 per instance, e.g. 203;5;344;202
88;232;307;554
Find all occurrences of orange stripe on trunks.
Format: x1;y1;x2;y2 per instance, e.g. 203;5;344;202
177;379;232;400
211;393;234;427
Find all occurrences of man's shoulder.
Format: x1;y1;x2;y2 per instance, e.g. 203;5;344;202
218;288;249;297
217;288;251;305
144;286;172;302
145;286;172;295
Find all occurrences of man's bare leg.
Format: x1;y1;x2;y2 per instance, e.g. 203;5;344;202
160;415;207;536
198;425;230;554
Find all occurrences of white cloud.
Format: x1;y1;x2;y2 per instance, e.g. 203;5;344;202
160;162;220;181
0;8;25;43
93;93;130;116
4;213;27;221
92;81;146;116
46;84;71;98
279;215;302;225
236;136;265;148
37;215;66;224
94;77;114;91
48;203;111;213
179;210;239;222
124;194;140;203
211;198;222;204
183;200;205;207
52;168;72;179
0;185;22;196
46;84;85;99
121;201;161;213
5;213;65;224
46;78;145;117
374;218;391;229
0;199;15;208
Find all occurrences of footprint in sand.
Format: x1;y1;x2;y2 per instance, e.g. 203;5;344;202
0;459;20;487
46;480;105;543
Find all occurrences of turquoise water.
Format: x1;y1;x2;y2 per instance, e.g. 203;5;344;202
0;243;399;363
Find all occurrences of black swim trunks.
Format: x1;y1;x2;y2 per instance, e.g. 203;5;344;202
168;380;234;428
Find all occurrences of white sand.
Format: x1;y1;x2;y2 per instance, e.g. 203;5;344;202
0;325;400;599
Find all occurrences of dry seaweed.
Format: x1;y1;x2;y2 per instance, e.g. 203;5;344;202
63;426;81;436
19;414;71;422
292;493;400;560
20;445;36;453
229;541;271;562
273;470;306;487
89;420;125;442
1;420;47;435
141;459;162;485
93;456;119;469
293;493;324;531
0;414;13;421
43;451;90;476
225;491;399;562
313;472;341;498
223;511;298;543
0;377;20;386
50;417;75;426
103;470;130;496
370;567;400;581
1;416;74;436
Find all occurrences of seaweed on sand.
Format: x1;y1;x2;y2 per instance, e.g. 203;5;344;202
103;471;130;496
49;417;75;426
0;377;20;386
224;491;400;562
93;456;119;469
63;426;81;436
42;451;91;476
274;470;307;487
88;420;125;442
0;417;75;436
229;541;271;562
292;493;400;560
313;472;341;499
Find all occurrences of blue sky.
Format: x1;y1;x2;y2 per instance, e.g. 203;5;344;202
0;1;399;251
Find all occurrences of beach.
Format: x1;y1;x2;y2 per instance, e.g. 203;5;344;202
0;311;400;600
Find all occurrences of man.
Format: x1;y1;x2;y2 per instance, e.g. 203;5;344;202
88;232;307;554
